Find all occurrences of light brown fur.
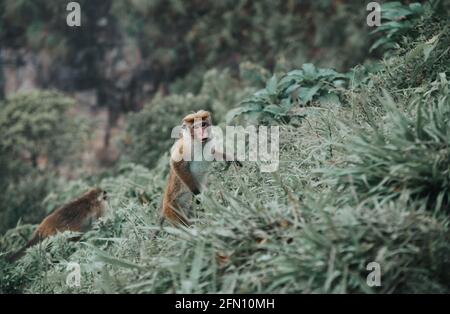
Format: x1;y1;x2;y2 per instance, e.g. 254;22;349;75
7;187;108;262
161;110;241;226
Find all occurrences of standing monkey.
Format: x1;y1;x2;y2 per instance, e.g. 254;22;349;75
7;188;108;262
161;110;242;226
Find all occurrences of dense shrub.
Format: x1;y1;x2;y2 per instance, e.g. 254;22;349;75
0;90;86;169
0;174;56;234
227;63;350;124
0;90;88;234
325;86;450;214
370;0;449;55
124;93;212;169
1;1;449;295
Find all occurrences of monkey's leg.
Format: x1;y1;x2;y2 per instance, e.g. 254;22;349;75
151;205;191;241
162;201;191;227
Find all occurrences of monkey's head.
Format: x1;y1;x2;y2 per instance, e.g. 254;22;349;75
83;187;108;207
182;110;212;144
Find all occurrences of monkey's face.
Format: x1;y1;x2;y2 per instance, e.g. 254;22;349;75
192;119;211;144
96;190;109;216
97;190;108;202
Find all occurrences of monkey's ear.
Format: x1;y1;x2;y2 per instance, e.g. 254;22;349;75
179;123;187;137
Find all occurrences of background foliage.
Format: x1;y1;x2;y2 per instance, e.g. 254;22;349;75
0;91;88;233
0;1;449;294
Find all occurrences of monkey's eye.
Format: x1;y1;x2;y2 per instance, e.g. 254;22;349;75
194;121;209;129
193;121;210;130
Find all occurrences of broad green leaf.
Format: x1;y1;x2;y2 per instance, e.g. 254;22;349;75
380;1;403;10
225;102;263;123
370;37;391;52
409;3;423;14
298;85;321;104
302;63;317;80
382;8;414;20
285;83;301;95
317;68;339;78
263;105;288;116
280;98;293;109
266;75;278;95
318;92;341;106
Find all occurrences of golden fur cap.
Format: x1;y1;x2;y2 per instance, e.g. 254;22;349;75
182;110;211;124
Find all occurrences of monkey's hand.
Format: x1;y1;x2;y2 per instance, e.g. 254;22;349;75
224;160;242;170
194;195;201;205
233;160;243;167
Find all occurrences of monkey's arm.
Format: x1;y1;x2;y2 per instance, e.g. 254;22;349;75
171;160;201;194
170;139;201;195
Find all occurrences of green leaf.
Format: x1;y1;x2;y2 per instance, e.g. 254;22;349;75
370;37;391;52
423;35;439;61
382;8;414;20
286;69;304;78
302;63;317;80
189;241;205;292
280;98;293;109
266;75;278;95
285;83;301;95
408;3;423;14
82;242;144;270
225;102;263;123
317;68;339;78
298;85;321;104
318;92;341;106
263;105;288;116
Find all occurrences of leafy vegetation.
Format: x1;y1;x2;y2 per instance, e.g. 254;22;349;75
370;1;426;53
0;91;88;234
227;63;350;124
0;91;85;168
0;1;449;294
327;87;449;213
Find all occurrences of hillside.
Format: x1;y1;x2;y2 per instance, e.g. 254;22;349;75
0;1;449;293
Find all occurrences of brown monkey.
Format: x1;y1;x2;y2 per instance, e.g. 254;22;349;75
161;110;242;226
7;187;108;262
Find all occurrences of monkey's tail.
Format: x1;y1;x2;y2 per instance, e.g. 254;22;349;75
6;235;40;263
150;198;190;241
6;246;27;263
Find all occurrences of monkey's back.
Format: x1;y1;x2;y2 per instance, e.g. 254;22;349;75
7;188;106;263
35;197;101;238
